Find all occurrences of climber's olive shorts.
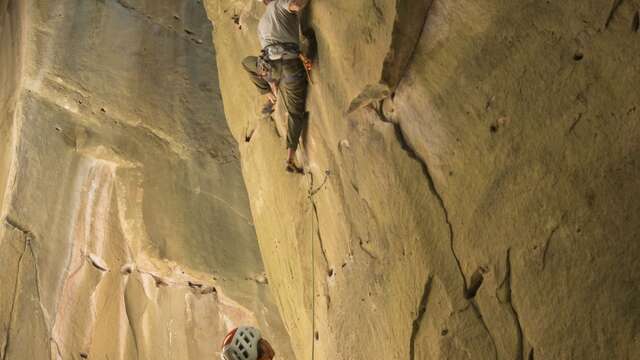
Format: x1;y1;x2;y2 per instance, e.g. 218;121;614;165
242;56;308;151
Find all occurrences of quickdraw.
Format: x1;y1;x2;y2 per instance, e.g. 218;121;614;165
299;53;314;85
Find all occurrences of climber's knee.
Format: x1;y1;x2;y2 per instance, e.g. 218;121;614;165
241;56;259;73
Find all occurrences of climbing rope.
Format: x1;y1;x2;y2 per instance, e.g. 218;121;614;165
308;172;317;360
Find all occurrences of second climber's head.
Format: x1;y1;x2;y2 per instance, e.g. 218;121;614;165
221;326;275;360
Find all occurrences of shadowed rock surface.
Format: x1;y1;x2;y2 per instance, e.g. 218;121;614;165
0;0;293;359
204;0;640;359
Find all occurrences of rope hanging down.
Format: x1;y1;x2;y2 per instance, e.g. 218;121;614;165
310;188;316;360
308;173;317;360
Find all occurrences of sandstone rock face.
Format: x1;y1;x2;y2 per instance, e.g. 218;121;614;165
0;0;293;359
204;0;640;359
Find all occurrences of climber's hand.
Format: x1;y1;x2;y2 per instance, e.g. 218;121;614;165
268;81;279;102
266;92;277;105
300;55;313;71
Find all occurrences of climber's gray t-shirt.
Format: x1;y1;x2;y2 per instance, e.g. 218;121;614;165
258;0;299;49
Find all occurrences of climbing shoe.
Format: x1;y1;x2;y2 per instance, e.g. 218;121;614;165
285;160;304;174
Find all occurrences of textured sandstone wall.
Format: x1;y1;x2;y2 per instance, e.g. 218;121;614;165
205;0;640;359
0;0;293;359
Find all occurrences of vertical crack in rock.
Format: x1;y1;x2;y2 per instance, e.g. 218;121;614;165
310;197;330;268
309;171;330;197
372;0;384;22
308;173;331;268
568;113;583;134
541;225;560;271
26;238;50;332
3;219;51;357
382;0;434;89
464;268;485;299
605;0;625;28
367;93;498;360
124;286;140;358
506;249;525;360
1;237;28;360
51;337;63;359
409;276;433;360
390;121;468;294
364;107;468;294
349;0;434;112
469;301;499;360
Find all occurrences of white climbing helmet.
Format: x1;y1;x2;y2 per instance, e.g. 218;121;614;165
221;326;262;360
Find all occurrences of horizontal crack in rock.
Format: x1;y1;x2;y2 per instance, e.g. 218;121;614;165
4;217;33;237
113;0;207;48
88;254;110;272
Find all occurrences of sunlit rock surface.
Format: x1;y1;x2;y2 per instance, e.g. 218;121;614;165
204;0;640;359
0;0;293;359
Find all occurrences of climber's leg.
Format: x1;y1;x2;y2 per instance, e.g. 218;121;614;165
279;59;308;169
242;56;279;114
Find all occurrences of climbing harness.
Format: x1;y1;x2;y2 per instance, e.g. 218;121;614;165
257;42;314;85
263;42;300;59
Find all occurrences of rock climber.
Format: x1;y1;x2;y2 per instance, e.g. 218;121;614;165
241;0;312;174
221;326;275;360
